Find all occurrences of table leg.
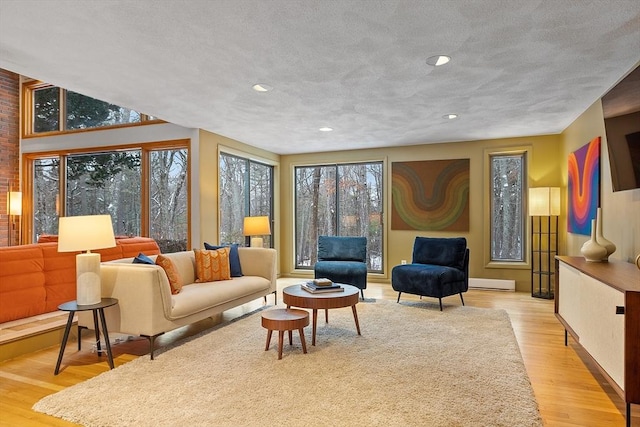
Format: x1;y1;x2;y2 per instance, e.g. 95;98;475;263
98;308;115;369
265;330;273;351
325;308;328;323
312;309;318;346
278;330;284;360
288;330;293;345
54;311;75;375
299;328;307;354
351;304;361;335
92;310;102;357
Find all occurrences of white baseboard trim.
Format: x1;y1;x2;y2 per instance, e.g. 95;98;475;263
469;278;515;291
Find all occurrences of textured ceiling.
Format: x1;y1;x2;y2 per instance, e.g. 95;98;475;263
1;0;639;155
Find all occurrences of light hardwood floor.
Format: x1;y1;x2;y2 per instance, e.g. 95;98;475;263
0;278;637;427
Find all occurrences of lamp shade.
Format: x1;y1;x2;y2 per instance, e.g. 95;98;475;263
8;191;22;215
529;187;561;216
58;214;116;252
243;216;271;236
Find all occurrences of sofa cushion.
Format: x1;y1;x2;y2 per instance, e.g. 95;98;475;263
412;237;467;270
204;243;243;277
41;243;78;312
391;263;467;298
194;248;231;282
0;245;47;323
318;236;367;262
156;254;183;294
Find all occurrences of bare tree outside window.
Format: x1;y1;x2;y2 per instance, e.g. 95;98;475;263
295;162;383;272
33;157;60;238
66;151;142;236
490;153;526;261
150;149;188;252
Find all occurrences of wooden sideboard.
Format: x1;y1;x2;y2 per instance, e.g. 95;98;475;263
555;256;639;427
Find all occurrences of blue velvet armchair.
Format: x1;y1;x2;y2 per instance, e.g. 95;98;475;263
391;237;469;310
314;236;367;298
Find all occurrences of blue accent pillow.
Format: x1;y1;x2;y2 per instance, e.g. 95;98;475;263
204;243;243;277
133;252;155;265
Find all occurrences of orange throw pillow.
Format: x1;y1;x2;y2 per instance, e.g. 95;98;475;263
194;248;231;282
156;254;183;294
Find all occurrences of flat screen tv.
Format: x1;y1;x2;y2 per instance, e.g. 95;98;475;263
602;65;640;192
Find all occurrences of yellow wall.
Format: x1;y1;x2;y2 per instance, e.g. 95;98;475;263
561;100;640;262
280;134;562;292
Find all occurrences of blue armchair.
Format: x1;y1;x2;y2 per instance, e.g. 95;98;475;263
391;237;469;310
314;236;367;298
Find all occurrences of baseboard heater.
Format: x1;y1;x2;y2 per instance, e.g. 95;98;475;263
469;278;515;291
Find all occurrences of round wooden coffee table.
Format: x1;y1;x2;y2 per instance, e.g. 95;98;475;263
282;284;361;346
261;308;309;360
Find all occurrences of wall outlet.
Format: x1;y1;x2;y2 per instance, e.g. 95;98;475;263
401;259;407;265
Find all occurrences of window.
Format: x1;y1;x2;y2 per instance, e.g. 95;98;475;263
33;157;60;235
27;141;189;253
23;81;159;137
66;151;142;235
294;162;383;272
490;152;526;262
219;152;274;246
149;148;189;252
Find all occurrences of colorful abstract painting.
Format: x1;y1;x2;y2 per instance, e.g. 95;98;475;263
391;159;469;231
568;137;600;235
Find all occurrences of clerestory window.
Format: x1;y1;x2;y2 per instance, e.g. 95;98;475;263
23;81;160;137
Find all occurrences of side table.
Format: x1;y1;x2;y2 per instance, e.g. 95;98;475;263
54;298;118;375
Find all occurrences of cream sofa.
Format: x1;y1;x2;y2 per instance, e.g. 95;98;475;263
78;248;277;358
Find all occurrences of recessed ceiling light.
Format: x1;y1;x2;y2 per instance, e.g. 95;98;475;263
252;83;272;92
426;55;451;67
319;127;333;132
442;114;458;120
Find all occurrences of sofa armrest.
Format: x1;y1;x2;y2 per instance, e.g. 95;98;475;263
237;247;277;292
78;263;173;336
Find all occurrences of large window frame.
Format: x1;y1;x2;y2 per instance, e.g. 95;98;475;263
294;161;384;273
22;139;190;251
218;150;275;247
484;147;530;269
22;81;161;138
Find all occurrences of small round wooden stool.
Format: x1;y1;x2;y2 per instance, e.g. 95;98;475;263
261;308;309;359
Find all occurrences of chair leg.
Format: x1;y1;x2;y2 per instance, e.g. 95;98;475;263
438;298;443;311
459;293;465;306
360;289;364;300
396;292;401;303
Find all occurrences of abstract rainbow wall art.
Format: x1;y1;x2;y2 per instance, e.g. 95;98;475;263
568;137;600;235
391;158;469;231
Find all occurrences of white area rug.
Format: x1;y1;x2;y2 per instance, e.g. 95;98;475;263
33;300;542;426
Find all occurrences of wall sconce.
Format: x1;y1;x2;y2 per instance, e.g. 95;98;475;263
57;215;116;305
7;191;22;246
243;216;271;248
528;187;560;299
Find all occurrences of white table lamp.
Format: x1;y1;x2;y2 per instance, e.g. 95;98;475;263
243;216;271;248
58;215;116;305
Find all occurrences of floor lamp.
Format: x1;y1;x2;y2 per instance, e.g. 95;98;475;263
243;216;271;248
57;215;116;305
529;187;560;299
7;191;22;246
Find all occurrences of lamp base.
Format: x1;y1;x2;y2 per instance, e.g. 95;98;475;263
250;237;264;248
76;252;102;305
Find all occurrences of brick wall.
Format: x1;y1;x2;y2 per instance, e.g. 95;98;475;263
0;69;20;247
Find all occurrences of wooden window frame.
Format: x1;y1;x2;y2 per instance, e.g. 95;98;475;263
21;139;190;248
22;80;163;139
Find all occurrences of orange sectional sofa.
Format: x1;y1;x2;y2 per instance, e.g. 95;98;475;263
0;237;160;324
